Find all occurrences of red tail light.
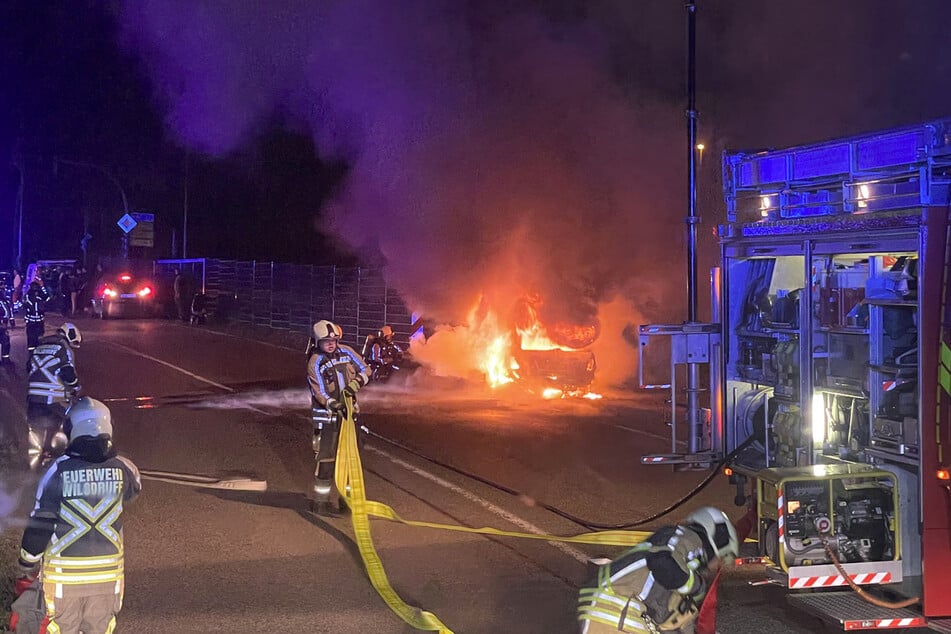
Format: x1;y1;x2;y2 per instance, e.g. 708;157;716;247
137;286;152;297
119;274;132;282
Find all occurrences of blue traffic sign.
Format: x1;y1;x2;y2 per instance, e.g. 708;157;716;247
117;213;138;234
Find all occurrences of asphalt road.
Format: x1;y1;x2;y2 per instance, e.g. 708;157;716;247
0;316;928;633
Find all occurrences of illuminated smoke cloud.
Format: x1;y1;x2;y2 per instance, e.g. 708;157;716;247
118;1;951;387
118;1;684;351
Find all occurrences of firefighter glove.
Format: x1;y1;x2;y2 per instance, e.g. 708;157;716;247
343;379;361;399
16;561;38;580
327;399;346;413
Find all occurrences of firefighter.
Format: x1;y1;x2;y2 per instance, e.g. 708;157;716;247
306;319;370;515
16;397;141;634
26;323;82;470
23;278;52;360
0;285;12;362
361;325;400;378
578;507;739;634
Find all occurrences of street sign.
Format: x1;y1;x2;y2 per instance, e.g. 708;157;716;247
130;212;155;248
117;213;137;234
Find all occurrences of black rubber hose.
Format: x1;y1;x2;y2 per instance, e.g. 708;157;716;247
367;429;755;531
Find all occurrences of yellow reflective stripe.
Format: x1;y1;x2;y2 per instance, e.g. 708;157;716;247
579;588;635;610
43;570;122;584
48;505;92;556
578;606;649;631
46;554;122;567
71;493;118;522
941;343;951;396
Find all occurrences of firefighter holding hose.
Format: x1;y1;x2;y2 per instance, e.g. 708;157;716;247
578;507;739;634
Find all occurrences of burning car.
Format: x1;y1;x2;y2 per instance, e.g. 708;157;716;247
498;293;600;398
512;347;597;397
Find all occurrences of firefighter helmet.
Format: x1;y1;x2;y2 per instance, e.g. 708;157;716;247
312;320;342;341
685;506;739;561
58;322;82;348
65;397;113;440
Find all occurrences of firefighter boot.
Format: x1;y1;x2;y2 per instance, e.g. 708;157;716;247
310;460;339;516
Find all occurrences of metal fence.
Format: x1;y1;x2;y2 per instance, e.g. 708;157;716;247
153;258;415;348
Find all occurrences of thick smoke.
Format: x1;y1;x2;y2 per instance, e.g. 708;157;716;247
118;0;951;386
119;0;685;337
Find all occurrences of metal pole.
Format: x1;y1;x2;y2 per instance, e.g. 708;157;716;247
14;161;24;270
183;151;189;259
686;0;699;320
685;0;703;454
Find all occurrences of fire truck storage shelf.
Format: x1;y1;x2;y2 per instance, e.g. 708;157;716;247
712;118;951;625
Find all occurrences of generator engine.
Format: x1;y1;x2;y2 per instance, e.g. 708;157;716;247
778;479;894;567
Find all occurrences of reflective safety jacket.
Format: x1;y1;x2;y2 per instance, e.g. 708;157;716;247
578;525;711;633
28;335;79;405
0;295;11;326
19;442;141;600
307;343;370;425
23;285;51;324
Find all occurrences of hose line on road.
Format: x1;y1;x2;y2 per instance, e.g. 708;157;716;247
365;429;755;531
333;400;671;633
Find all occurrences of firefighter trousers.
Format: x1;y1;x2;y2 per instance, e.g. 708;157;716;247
25;322;44;351
26;402;66;471
312;416;340;502
46;592;120;634
311;410;365;503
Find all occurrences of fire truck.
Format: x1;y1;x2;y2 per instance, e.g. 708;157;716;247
639;118;951;630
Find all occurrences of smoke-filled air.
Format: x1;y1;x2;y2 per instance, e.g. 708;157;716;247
118;0;696;390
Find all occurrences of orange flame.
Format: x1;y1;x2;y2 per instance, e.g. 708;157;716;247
482;333;518;387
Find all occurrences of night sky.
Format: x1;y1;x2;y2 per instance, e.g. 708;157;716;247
2;0;951;327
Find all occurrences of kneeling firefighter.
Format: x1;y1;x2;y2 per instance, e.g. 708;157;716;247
15;397;141;634
578;506;739;634
306;320;370;515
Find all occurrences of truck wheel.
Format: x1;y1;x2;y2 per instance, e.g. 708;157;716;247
763;520;780;564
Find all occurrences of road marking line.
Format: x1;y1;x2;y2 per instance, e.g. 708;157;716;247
609;423;686;445
365;444;590;564
104;341;235;392
100;343;273;415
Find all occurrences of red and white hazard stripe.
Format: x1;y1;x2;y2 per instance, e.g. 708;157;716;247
790;571;892;588
843;616;926;630
777;491;785;544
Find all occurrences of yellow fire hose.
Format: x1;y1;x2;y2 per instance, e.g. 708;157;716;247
332;395;652;632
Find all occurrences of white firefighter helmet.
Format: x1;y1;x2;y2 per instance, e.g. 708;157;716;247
58;322;82;348
685;506;739;561
312;320;342;341
66;397;113;440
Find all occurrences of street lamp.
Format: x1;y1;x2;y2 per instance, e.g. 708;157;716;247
12;160;24;270
55;158;131;259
